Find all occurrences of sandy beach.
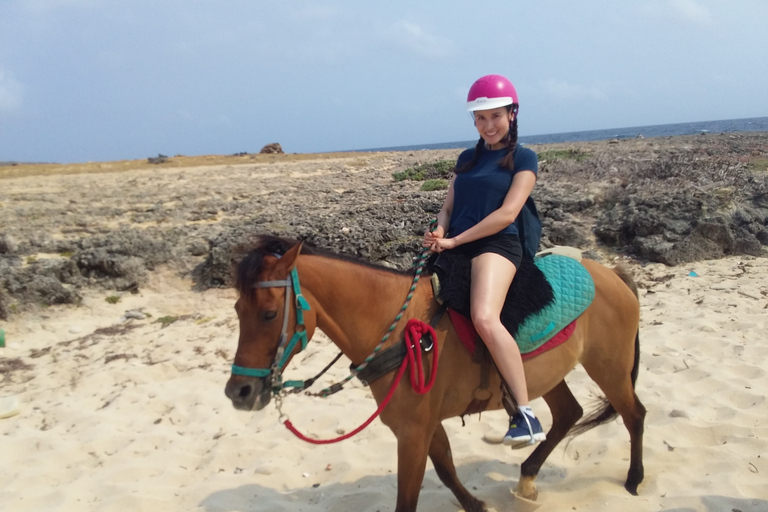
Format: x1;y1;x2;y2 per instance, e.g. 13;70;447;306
1;142;768;511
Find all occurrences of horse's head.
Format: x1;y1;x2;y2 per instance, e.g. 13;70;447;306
224;237;317;411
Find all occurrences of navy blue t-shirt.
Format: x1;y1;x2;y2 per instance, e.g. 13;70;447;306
448;145;541;258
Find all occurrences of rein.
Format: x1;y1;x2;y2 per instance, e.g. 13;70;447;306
285;319;438;444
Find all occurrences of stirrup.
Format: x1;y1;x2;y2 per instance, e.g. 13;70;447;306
431;274;443;304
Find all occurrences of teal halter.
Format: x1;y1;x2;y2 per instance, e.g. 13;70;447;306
231;267;311;390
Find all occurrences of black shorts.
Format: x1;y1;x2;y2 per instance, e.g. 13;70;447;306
455;232;523;269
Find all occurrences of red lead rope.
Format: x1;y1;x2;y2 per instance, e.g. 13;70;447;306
404;318;439;393
284;319;438;444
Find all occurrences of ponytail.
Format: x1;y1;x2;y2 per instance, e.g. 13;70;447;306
455;137;485;174
499;112;519;171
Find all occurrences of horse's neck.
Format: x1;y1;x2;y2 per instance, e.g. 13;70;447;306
297;255;417;363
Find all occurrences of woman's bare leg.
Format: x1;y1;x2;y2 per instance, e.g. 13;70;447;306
469;252;529;405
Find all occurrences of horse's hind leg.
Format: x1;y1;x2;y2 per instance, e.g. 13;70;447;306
582;344;646;495
516;380;583;501
622;390;646;495
429;422;486;512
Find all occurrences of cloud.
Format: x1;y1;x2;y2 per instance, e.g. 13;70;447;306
0;70;24;111
541;79;606;101
670;0;713;25
639;0;713;26
389;20;451;58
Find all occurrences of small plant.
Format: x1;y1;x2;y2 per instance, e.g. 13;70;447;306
421;179;450;191
393;159;454;182
538;149;589;162
25;255;38;264
105;295;120;304
393;169;421;182
156;315;179;327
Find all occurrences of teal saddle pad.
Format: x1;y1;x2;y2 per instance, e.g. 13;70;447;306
516;255;595;353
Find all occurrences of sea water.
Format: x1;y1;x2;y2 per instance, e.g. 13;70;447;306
360;116;768;152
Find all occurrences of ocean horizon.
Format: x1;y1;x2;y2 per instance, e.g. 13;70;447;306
357;116;768;153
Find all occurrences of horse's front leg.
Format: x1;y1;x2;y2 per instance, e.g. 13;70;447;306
393;422;432;512
429;422;487;512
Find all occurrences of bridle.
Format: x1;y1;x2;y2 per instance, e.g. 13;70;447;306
230;266;311;392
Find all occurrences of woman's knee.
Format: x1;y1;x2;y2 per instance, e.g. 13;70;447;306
471;309;501;338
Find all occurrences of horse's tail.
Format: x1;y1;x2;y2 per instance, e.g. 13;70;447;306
570;265;641;436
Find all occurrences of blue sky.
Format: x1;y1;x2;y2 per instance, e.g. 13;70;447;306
1;0;767;163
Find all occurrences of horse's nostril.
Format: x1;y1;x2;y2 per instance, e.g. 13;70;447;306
238;385;252;399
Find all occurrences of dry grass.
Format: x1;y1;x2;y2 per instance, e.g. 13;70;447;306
0;151;373;180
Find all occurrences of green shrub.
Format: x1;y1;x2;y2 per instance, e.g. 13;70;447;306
105;295;120;304
421;179;449;191
156;315;178;327
393;159;454;182
538;149;589;162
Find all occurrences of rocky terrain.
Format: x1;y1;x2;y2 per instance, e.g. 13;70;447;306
1;132;767;319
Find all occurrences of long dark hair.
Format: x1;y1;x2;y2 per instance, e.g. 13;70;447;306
455;103;519;174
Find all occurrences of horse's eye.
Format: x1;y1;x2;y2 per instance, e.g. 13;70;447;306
262;310;278;322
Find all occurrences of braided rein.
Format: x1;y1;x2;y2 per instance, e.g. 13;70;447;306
306;220;437;398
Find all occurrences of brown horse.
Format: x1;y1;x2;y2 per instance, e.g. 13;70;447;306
224;236;645;512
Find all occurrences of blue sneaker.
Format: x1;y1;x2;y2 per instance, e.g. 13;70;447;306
503;411;546;448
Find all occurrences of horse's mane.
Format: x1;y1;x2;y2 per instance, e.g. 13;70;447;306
235;235;412;295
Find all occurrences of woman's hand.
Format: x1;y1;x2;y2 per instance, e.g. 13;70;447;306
430;237;458;253
423;225;445;249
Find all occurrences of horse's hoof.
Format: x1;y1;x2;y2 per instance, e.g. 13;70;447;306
468;500;487;512
625;467;644;496
511;490;541;512
514;478;538;502
624;481;639;496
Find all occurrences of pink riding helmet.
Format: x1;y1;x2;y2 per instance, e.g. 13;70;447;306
466;74;519;112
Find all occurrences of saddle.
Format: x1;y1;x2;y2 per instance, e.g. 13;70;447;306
428;248;595;416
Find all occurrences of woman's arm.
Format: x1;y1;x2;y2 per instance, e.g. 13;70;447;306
423;176;455;248
434;170;536;251
435;176;455;235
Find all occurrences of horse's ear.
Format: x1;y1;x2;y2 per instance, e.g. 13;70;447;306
275;241;303;273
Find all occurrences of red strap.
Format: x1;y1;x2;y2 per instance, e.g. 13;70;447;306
404;318;438;393
284;318;438;444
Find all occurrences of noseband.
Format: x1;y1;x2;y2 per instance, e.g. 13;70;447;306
231;267;311;389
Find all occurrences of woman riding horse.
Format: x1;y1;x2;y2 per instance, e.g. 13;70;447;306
424;74;545;447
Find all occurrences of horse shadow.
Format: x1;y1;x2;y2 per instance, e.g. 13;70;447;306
199;459;553;512
661;495;768;512
200;457;768;512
